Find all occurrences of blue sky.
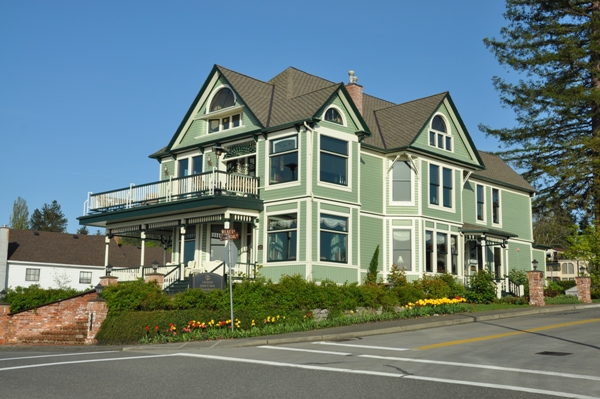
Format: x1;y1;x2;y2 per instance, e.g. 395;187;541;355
1;0;517;234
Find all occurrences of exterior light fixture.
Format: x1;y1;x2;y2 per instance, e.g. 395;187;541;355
213;144;227;158
152;260;159;273
579;265;586;275
106;263;113;276
95;283;104;299
0;289;7;303
532;259;538;270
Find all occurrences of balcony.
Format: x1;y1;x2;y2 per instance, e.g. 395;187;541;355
83;170;260;215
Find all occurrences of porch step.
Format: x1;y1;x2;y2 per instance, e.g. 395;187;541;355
164;278;190;295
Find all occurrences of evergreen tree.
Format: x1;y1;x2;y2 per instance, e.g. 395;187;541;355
29;200;68;232
9;197;29;230
481;1;600;222
76;226;89;235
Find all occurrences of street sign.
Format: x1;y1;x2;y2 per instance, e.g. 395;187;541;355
220;229;239;241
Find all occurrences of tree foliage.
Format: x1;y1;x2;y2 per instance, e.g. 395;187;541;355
29;200;68;232
532;199;577;248
564;224;600;274
481;1;600;222
9;196;29;230
76;226;89;235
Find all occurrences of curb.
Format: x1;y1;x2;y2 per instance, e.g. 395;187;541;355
122;303;600;351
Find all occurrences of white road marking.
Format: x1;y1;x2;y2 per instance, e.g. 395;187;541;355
0;351;120;362
257;345;351;356
313;342;409;351
0;354;175;372
359;354;600;382
178;353;599;399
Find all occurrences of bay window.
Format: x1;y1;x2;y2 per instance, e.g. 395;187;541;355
320;214;348;263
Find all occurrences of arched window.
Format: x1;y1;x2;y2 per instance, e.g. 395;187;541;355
429;115;452;151
210;88;235;112
324;108;343;124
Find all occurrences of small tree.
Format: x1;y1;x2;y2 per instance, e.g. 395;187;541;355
9;197;29;230
76;226;89;235
29;200;68;232
466;270;497;304
366;245;380;284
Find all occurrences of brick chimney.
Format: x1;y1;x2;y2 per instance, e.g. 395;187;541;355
346;70;363;115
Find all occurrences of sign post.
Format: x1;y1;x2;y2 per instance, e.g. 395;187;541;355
222;230;238;331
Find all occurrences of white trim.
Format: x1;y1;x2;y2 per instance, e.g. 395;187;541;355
428;112;453;153
321;104;347;127
427;161;457;213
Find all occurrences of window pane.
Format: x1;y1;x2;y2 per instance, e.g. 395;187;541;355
393;230;412;271
392;161;411;201
222;116;230;130
429;164;439;205
445;136;452;151
268;214;297;231
271;135;297;154
437;134;444;148
320;214;347;232
425;231;433;272
178;159;189;177
320;231;347;262
325;108;343;124
321;136;347;155
79;271;92;284
451;235;458;275
268;231;297;261
432;115;446;132
443;168;452;208
270;152;298;183
320;152;347;185
192;156;202;175
209;119;220;133
437;233;447;273
430;131;435;146
26;268;40;281
492;188;499;223
232;114;240;127
210;88;234;111
477;185;484;220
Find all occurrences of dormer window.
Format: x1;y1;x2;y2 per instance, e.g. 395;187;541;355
324;107;343;124
210;88;235;111
429;115;452;151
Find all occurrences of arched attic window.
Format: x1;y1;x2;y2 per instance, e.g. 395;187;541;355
210;88;235;111
324;107;343;125
429;115;452;151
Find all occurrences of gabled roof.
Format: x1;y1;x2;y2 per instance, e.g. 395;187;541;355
474;151;535;193
5;229;167;268
364;92;448;150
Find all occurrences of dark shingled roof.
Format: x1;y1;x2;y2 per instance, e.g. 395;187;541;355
6;229;169;267
474;151;535;192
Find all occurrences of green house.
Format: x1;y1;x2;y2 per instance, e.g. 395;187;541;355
78;65;543;286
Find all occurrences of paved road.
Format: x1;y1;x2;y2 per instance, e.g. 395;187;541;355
1;306;599;398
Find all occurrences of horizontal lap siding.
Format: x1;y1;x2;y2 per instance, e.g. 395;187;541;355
360;215;383;274
507;242;532;272
360;153;383;214
501;191;533;241
313;265;358;284
260;265;306;282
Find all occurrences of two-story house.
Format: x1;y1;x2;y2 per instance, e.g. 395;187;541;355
78;65;544;286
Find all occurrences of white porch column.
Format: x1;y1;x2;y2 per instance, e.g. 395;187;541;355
104;235;110;266
179;225;186;279
140;231;146;274
172;227;180;265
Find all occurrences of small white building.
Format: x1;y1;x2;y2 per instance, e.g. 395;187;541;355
0;227;169;291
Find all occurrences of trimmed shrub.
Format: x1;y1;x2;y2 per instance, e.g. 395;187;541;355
466;270;497;304
5;285;83;313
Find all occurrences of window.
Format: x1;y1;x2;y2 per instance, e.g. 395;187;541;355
320;214;348;263
392;161;411;202
425;231;433;272
392;230;412;271
270;135;298;184
443;168;453;208
207;88;241;133
178;155;203;177
426;231;458;275
79;271;92;284
429;115;452;151
25;268;40;282
320;136;348;185
430;164;439;205
476;184;485;221
437;233;448;273
267;214;297;261
324;108;343;124
227;155;256;176
430;164;452;208
492;188;500;224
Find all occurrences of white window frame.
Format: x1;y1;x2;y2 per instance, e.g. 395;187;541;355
319;134;349;187
392;229;413;272
492;188;501;226
476;184;486;223
318;212;350;264
425;229;460;275
322;105;347;126
268;133;300;187
390;159;413;204
198;85;244;134
266;212;298;263
25;268;40;282
79;271;92;285
428;114;453;152
429;162;455;211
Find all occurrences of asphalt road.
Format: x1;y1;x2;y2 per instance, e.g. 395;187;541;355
1;307;599;399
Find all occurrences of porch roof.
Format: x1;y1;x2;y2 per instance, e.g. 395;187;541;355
460;223;518;239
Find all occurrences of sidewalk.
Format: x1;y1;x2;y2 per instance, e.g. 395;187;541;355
123;303;600;351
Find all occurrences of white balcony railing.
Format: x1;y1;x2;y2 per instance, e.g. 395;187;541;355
85;170;259;214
